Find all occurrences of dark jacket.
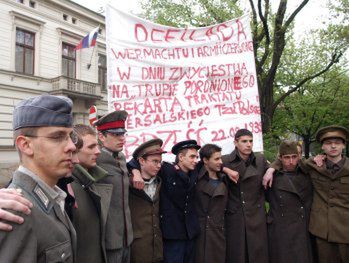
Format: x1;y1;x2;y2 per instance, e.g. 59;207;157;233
159;162;200;240
266;162;314;263
0;170;76;263
70;164;113;263
129;178;163;263
306;157;349;243
128;159;200;241
97;148;133;250
195;166;228;263
222;150;269;263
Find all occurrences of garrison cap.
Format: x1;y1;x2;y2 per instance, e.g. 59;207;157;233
133;138;167;159
279;141;298;156
171;140;201;155
315;125;349;143
95;110;128;134
13;95;73;130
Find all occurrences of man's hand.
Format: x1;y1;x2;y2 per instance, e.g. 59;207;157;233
223;167;239;184
314;154;326;167
263;168;275;189
0;188;33;231
130;170;145;190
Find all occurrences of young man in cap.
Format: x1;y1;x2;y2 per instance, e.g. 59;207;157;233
222;128;269;263
195;144;228;263
63;124;112;263
129;139;201;263
128;138;166;263
306;125;349;263
0;95;77;262
95;110;133;263
266;141;314;263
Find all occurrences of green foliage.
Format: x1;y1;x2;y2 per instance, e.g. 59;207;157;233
140;0;242;27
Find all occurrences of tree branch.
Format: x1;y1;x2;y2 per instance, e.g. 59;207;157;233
284;0;310;29
272;51;343;112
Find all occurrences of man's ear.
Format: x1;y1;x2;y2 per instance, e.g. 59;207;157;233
277;154;282;161
98;132;105;142
16;135;34;157
202;157;208;165
139;157;146;166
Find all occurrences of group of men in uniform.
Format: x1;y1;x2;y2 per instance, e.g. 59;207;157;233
0;94;348;263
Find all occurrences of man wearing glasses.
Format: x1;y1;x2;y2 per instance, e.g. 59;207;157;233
128;138;166;263
0;95;77;262
95;111;133;263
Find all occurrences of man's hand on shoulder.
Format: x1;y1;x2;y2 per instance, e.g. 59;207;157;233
130;170;145;190
263;168;275;189
313;154;326;167
0;188;33;231
223;167;239;184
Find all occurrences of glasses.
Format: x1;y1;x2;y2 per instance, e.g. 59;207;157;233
25;131;79;145
146;159;162;166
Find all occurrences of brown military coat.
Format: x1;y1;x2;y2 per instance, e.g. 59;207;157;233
0;170;76;263
266;162;314;263
70;164;113;263
97;148;133;251
195;166;228;263
129;178;163;263
222;150;269;263
306;157;349;243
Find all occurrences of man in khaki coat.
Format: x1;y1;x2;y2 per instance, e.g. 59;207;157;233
305;126;349;263
128;138;166;263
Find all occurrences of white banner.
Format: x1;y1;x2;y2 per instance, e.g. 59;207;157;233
106;5;263;159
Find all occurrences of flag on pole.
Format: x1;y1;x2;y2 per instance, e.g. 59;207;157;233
75;26;99;50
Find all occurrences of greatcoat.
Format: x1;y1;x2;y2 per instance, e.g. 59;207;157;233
96;148;133;251
195;166;228;263
266;162;314;263
70;164;113;263
0;170;76;263
306;157;349;244
222;150;269;263
129;178;163;263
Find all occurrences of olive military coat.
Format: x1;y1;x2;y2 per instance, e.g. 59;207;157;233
96;148;133;251
129;178;163;263
70;164;113;263
222;150;269;263
195;166;228;263
0;170;76;263
266;162;314;263
306;157;349;243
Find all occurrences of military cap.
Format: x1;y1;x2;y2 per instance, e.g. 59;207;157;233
171;139;201;155
94;110;128;134
315;125;349;143
13;95;73;130
133;138;167;159
279;141;298;156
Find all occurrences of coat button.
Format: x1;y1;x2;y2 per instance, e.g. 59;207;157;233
173;182;176;185
241;191;244;195
300;206;304;209
242;201;245;204
61;253;65;259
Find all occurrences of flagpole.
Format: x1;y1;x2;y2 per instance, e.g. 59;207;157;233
87;43;97;70
87;25;100;70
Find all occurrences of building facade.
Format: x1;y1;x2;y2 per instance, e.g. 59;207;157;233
0;0;108;185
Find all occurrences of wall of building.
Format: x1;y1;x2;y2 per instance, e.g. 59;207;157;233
0;0;108;178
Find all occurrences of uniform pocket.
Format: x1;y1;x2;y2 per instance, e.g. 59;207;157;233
45;240;72;262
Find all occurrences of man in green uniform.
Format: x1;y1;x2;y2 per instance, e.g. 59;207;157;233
0;95;77;262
